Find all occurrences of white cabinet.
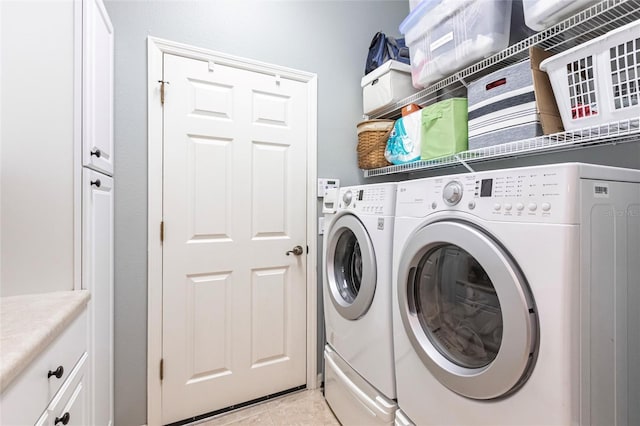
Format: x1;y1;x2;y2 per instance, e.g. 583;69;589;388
83;169;114;426
83;0;114;176
1;310;88;426
82;0;115;423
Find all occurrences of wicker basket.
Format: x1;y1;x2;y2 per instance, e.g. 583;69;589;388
356;119;395;169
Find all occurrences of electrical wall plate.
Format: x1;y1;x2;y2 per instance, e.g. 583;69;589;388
317;178;340;198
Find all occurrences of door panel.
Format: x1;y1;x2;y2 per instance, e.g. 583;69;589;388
161;53;308;423
251;268;288;365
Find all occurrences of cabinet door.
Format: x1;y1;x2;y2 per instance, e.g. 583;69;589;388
82;169;113;426
82;0;114;175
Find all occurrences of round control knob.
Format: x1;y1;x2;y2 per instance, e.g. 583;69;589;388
504;203;513;211
516;203;525;211
443;181;463;206
528;203;538;211
342;190;353;206
542;202;551;211
493;203;501;211
468;201;476;210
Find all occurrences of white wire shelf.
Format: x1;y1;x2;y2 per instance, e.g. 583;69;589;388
363;118;640;177
369;0;640;120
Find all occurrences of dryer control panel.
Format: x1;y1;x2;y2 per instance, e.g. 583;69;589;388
339;183;397;216
396;164;583;224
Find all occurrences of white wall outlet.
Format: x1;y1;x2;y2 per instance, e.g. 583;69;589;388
317;178;340;198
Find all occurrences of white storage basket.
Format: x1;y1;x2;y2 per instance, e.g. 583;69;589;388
540;20;640;130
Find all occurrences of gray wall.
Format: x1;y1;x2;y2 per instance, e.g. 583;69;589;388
103;1;409;424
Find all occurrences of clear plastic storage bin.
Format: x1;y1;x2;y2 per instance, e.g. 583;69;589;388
400;0;513;89
523;0;598;31
539;20;640;130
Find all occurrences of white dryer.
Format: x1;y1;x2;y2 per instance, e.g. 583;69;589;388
323;183;398;425
392;163;640;425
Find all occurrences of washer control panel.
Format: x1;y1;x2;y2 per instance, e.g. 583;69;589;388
396;165;581;223
338;184;397;216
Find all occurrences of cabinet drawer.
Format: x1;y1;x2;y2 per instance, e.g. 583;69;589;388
0;309;87;426
37;352;88;426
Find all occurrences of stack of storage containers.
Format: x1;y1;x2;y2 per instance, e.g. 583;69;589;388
362;0;623;171
400;0;515;88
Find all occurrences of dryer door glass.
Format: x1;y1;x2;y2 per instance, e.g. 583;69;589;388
413;244;502;369
397;220;538;400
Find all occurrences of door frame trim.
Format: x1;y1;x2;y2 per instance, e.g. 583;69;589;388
146;36;318;426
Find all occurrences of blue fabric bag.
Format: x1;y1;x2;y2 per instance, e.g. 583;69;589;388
365;32;410;75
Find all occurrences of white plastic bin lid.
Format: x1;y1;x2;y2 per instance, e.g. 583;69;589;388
361;60;412;88
399;0;476;42
399;0;440;34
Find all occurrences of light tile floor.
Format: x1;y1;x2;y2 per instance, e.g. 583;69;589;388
194;389;340;426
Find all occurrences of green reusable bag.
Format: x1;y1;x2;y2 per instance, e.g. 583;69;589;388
420;98;468;160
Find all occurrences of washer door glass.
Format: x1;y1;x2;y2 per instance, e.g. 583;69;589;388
414;244;502;369
326;214;376;320
333;229;363;304
397;220;538;400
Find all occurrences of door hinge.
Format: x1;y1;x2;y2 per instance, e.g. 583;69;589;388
160;221;164;243
160;358;164;381
158;80;169;105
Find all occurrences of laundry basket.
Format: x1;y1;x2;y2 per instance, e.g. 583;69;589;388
356;119;395;169
539;20;640;130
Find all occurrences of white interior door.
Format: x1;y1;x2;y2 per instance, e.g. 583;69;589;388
161;52;309;424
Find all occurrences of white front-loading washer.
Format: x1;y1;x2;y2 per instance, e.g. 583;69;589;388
323;182;398;425
392;163;640;425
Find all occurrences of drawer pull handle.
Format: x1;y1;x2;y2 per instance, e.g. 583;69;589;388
47;366;64;379
55;412;70;425
90;149;102;158
91;179;101;188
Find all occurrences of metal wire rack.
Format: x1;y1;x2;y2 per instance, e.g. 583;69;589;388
363;0;640;178
369;0;640;120
363;118;640;177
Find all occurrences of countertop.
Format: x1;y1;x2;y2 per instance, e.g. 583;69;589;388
0;290;90;392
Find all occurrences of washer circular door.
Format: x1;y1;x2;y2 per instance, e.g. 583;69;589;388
397;220;538;399
325;214;376;320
